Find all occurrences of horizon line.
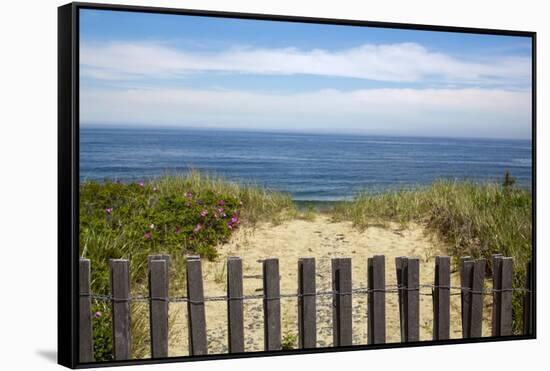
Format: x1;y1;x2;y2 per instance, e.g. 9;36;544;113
80;122;532;141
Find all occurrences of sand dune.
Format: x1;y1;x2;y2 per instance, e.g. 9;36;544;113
168;215;492;356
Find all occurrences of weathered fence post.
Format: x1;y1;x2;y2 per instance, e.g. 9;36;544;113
368;255;385;344
523;259;533;335
227;257;244;353
433;256;450;340
499;257;513;336
186;256;207;355
470;259;486;338
401;258;419;342
149;259;168;358
298;258;317;349
395;256;405;342
332;257;352;347
460;257;473;338
263;258;281;351
110;259;131;360
79;259;94;362
148;254;171;294
491;254;503;336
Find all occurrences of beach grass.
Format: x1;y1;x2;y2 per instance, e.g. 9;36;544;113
331;179;532;333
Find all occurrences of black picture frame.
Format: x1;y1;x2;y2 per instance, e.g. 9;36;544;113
58;2;537;368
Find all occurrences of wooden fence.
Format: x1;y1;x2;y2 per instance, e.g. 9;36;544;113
79;254;534;362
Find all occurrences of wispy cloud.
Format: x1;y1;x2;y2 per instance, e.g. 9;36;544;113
81;41;531;86
81;87;531;138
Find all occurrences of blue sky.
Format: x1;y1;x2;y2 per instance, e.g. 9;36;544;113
79;9;532;139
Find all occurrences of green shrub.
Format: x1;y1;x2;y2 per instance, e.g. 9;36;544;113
91;302;113;362
281;331;297;350
80;171;296;360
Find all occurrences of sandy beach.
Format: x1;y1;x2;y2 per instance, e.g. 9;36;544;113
167;215;493;356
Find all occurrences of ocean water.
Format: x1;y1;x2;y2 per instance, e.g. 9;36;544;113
80;126;532;201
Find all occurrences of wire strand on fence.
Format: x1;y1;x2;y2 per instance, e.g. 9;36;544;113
82;284;530;303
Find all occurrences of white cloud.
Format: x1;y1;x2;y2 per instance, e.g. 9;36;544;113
81;87;531;138
80;41;531;85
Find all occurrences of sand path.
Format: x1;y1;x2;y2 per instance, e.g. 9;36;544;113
168;215;491;356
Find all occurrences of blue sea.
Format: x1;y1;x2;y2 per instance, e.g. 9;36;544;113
80;126;532;201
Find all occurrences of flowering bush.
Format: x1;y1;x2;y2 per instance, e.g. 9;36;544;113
80;179;243;361
91;302;112;361
80;180;241;266
79;172;294;360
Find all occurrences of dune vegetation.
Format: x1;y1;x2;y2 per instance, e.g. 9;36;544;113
332;177;532;333
80;171;532;360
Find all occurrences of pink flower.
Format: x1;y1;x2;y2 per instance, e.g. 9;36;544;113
138;181;145;188
175;227;182;234
193;224;202;233
185;192;193;198
105;207;113;215
200;209;208;217
218;200;225;206
227;213;241;230
217;207;224;214
144;231;152;240
94;311;102;318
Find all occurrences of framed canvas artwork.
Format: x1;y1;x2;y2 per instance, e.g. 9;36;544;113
58;2;536;368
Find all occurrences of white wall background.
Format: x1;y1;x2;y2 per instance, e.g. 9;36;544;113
0;0;546;369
